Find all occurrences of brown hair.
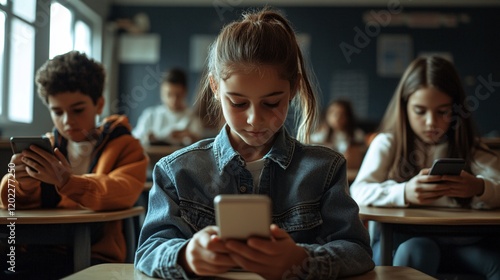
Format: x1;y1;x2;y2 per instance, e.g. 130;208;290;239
35;51;105;105
380;56;491;181
195;7;318;143
323;99;358;144
162;68;187;88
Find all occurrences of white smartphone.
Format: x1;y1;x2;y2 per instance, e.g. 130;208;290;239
428;158;465;176
214;194;271;240
10;136;54;155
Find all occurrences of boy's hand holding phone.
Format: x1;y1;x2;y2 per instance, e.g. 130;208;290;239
21;145;72;187
10;137;72;187
8;153;39;191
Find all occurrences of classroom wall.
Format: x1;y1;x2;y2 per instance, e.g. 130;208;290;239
111;4;500;136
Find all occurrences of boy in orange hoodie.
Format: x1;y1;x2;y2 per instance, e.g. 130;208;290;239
0;51;148;279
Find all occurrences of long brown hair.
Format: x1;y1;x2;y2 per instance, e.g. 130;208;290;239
195;7;318;143
380;56;489;181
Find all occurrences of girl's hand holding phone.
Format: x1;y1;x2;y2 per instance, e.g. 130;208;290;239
405;169;452;205
405;169;485;205
440;171;485;198
21;145;72;187
181;226;237;276
224;224;308;280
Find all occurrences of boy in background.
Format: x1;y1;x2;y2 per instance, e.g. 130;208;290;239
0;51;148;279
132;68;201;146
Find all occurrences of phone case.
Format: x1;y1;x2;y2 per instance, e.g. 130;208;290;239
429;158;465;175
10;136;53;154
214;194;271;240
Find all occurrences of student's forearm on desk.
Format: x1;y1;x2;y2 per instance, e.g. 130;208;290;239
0;174;41;208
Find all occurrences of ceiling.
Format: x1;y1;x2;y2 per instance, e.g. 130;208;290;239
111;0;500;7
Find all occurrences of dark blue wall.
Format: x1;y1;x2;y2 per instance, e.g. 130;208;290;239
110;5;500;136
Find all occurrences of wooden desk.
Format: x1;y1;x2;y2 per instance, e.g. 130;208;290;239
358;206;500;266
482;137;500;150
63;264;435;280
0;206;144;272
342;266;435;280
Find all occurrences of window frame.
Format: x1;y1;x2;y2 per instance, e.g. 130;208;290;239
0;1;37;125
53;0;101;60
0;0;101;127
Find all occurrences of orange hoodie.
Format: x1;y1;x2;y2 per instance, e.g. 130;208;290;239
0;114;148;262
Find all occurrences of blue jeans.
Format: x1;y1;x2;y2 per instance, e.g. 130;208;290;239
391;237;500;280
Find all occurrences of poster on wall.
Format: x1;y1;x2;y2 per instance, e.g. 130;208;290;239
189;35;217;72
119;34;160;63
377;34;413;77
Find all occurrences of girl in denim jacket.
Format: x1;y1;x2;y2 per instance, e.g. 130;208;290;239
135;7;374;280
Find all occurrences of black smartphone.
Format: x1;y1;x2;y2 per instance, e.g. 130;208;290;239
428;158;465;176
214;194;271;240
10;136;54;155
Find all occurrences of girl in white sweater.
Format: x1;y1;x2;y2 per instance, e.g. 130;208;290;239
350;56;500;279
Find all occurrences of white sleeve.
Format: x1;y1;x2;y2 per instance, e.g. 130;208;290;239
354;128;366;144
471;148;500;209
132;108;153;146
350;133;408;207
310;129;327;144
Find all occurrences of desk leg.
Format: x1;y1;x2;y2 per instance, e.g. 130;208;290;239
380;223;393;266
73;224;91;272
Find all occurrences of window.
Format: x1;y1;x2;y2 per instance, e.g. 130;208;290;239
8;18;35;123
49;3;73;59
13;0;36;23
74;20;92;56
0;0;36;124
0;11;5;115
0;0;99;125
49;1;95;59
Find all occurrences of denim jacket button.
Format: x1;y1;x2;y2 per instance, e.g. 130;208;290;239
239;186;247;193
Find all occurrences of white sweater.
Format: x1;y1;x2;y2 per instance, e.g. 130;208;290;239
132;105;201;146
350;133;500;209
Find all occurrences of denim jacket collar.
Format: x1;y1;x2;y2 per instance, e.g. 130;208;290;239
213;124;295;174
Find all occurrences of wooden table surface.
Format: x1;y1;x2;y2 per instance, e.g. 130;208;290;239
0;206;144;272
0;206;145;224
63;264;436;280
358;206;500;265
358;206;500;225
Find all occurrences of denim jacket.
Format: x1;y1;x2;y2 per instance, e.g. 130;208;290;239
135;126;374;279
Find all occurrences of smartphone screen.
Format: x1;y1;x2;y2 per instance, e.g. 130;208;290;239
214;194;271;240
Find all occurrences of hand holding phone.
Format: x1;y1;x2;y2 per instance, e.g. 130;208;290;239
10;136;55;175
428;158;465;176
214;194;271;240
